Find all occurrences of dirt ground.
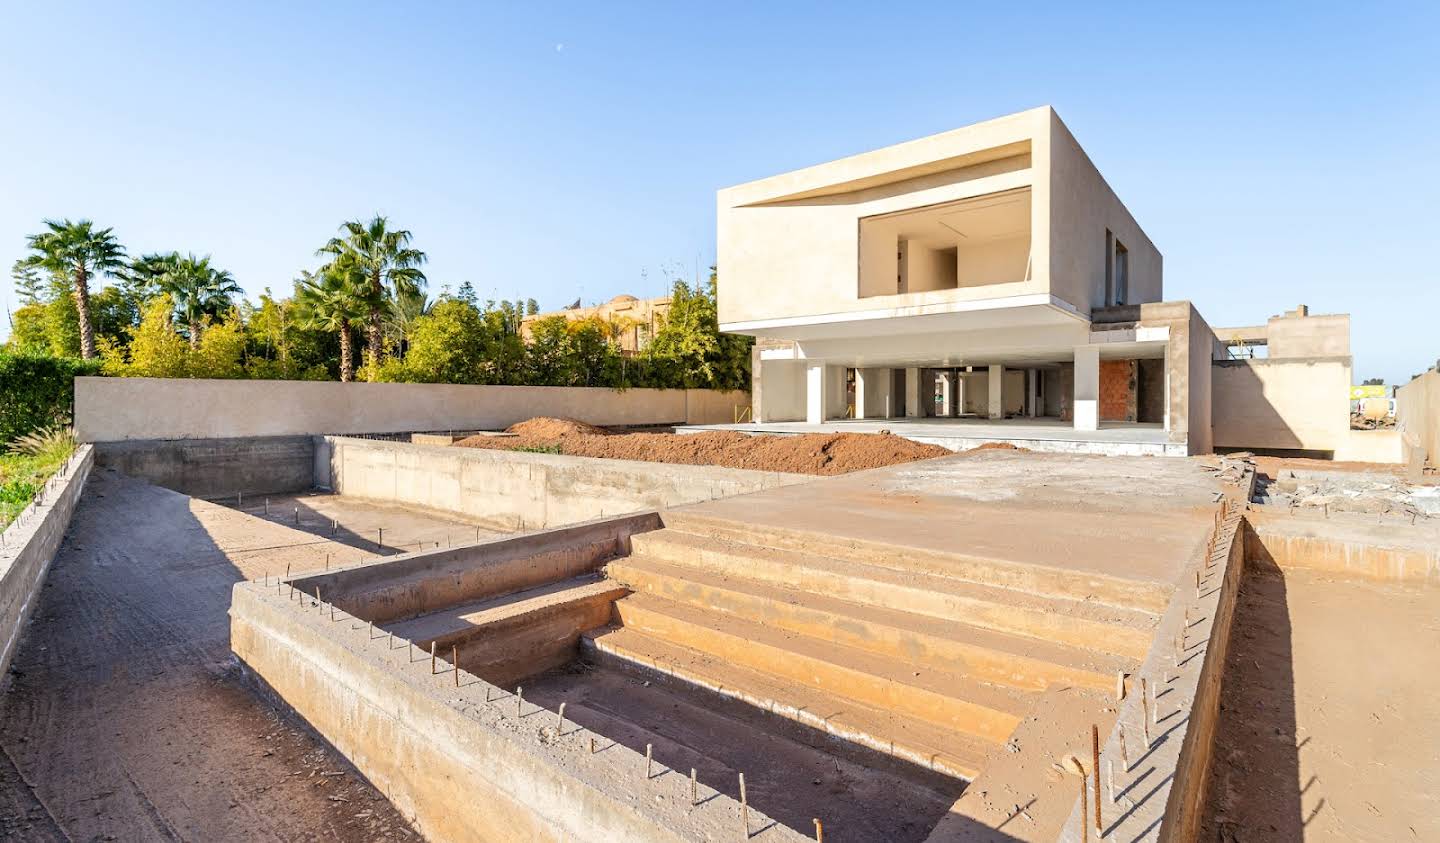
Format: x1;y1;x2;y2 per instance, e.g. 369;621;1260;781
1201;561;1440;841
226;491;504;556
0;468;418;841
457;417;953;475
523;657;965;842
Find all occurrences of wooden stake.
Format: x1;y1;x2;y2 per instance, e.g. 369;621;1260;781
452;645;459;687
1107;758;1115;805
646;743;654;779
1092;725;1102;831
1115;670;1125;701
556;702;566;732
1118;724;1130;772
516;687;523;717
813;818;823;841
430;641;437;674
589;736;596;754
690;768;698;805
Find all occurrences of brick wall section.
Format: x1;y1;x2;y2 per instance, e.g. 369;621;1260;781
1099;359;1138;422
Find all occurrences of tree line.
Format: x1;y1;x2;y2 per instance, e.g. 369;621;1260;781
5;216;751;392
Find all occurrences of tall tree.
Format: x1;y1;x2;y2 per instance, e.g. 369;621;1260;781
293;262;367;382
20;219;127;359
317;216;427;378
156;254;241;348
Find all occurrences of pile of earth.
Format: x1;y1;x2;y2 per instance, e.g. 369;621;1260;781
455;417;953;475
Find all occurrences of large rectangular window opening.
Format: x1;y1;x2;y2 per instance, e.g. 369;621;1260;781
859;188;1032;298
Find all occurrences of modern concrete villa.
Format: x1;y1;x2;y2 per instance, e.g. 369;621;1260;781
712;106;1364;458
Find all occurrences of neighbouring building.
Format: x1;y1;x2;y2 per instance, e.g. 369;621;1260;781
710;106;1380;459
521;294;671;356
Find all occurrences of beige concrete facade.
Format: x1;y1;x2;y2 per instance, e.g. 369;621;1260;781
1396;367;1439;471
520;294;672;355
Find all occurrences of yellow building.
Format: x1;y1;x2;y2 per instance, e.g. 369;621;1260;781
520;294;671;356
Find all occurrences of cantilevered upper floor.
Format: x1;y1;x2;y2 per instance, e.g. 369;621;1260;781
716;106;1161;341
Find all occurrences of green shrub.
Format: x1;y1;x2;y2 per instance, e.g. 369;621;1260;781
0;352;102;443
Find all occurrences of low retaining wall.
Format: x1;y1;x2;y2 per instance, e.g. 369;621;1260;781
94;436;314;498
319;436;811;531
1396;368;1438;471
291;513;661;624
231;518;806;843
75;377;750;442
1052;466;1252;843
1245;512;1440;582
0;445;93;687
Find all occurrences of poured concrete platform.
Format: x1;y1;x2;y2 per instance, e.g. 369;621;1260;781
675;418;1185;456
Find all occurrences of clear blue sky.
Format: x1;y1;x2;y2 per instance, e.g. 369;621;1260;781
2;2;1436;383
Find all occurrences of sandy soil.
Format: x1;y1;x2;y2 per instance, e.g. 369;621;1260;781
1201;561;1440;841
457;417;953;475
0;468;417;841
523;658;965;842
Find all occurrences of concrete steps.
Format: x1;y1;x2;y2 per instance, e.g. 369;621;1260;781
625;529;1155;658
384;575;627;686
610;592;1029;743
606;555;1128;692
582;625;1000;781
660;510;1173;614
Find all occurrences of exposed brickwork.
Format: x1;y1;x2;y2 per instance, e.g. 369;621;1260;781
1099;360;1138;422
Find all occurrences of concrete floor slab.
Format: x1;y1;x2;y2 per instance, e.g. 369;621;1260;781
673;449;1217;590
676;419;1183;456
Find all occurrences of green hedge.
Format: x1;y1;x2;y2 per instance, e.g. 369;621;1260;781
0;352;102;442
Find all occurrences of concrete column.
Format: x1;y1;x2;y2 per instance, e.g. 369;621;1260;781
937;371;953;417
805;363;828;425
1073;346;1100;431
954;372;965;416
855;368;893;420
904;368;922;418
988;364;1004;420
1027;368;1038;418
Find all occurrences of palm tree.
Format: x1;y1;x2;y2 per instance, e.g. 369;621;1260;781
317;216;427;378
293;262;367;382
156;254;241;348
21;219;127;359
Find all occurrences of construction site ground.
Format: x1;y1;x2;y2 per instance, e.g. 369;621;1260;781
522;657;964;842
223;491;505;558
1201;558;1440;841
0;468;423;840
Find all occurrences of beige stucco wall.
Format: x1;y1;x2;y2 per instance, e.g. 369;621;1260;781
1268;313;1350;358
716;106;1161;332
1396;369;1439;468
1212;358;1352;452
74;378;749;442
1047;114;1163;312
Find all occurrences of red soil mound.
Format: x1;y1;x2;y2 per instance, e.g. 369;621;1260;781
456;422;951;475
503;417;609;438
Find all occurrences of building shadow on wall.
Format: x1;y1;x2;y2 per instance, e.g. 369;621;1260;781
1201;526;1303;838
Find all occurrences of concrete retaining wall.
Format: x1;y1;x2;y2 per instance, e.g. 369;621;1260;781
230;520;805;843
75;377;750;442
94;436;314;498
320;436;811;531
292;513;661;624
0;446;93;688
1212;357;1351;453
1396;368;1438;470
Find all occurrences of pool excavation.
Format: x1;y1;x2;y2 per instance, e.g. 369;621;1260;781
228;444;1261;841
7;426;1435;841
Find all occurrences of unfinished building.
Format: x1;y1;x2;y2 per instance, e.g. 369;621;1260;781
708;106;1371;461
